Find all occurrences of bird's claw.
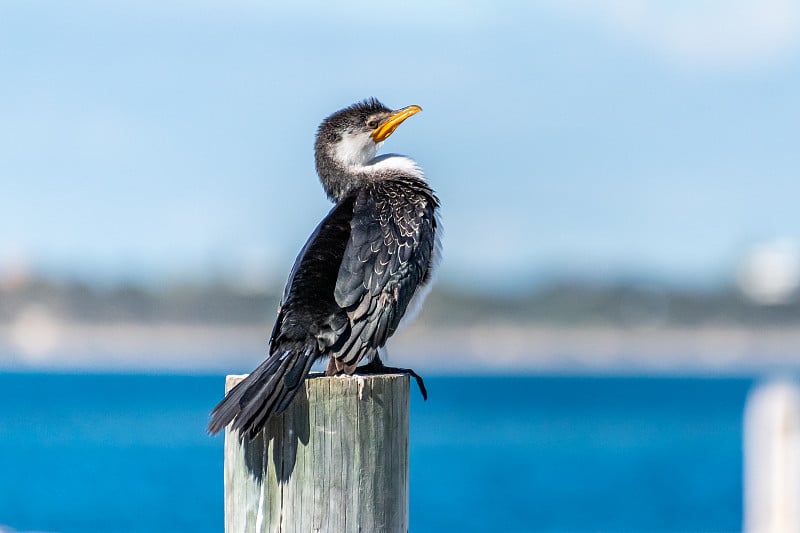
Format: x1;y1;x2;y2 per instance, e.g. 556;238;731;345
356;360;428;400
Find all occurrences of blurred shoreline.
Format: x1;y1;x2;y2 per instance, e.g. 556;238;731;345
2;278;799;374
2;319;799;375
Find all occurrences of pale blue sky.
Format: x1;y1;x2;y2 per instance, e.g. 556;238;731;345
1;1;799;290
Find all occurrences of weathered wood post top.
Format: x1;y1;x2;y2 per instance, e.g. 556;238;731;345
223;372;410;533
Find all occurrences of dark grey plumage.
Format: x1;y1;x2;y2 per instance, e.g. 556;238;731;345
209;99;440;440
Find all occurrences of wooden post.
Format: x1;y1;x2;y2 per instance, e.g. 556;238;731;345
223;372;410;533
744;380;800;533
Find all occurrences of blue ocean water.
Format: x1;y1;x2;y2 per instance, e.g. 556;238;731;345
0;374;751;533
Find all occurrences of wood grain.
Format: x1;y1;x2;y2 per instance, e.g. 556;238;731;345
223;372;410;532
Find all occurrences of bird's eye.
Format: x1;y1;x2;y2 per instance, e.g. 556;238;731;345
366;119;379;129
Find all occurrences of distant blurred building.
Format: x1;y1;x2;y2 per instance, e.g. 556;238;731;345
738;239;800;305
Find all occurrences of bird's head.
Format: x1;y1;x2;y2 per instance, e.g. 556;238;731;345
315;98;422;200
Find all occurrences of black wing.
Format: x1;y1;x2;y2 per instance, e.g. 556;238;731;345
210;200;356;439
267;198;355;354
330;180;438;371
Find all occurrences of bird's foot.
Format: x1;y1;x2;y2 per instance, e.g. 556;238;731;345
356;359;428;400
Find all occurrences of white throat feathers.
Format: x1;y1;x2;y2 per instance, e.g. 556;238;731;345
332;132;381;168
331;134;425;181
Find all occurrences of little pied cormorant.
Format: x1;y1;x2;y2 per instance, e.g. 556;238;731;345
208;98;441;441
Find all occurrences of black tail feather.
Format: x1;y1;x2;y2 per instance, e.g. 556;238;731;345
207;342;317;440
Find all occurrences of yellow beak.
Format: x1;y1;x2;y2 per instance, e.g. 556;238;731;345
371;105;422;143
